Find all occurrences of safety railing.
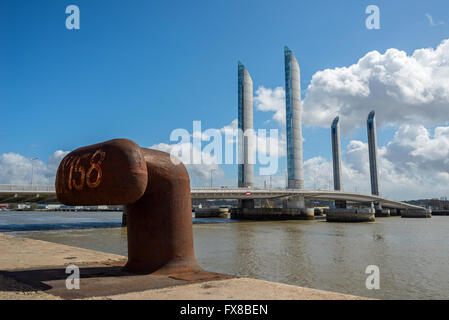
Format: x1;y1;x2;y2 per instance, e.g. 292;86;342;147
0;185;56;192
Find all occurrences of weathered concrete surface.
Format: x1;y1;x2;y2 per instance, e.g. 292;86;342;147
0;233;125;300
89;278;368;300
0;233;368;300
0;233;126;271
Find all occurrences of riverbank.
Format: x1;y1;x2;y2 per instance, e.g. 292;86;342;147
0;233;366;300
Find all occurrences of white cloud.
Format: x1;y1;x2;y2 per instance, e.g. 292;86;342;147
150;141;224;187
304;157;334;190
254;86;286;126
151;119;287;186
426;13;444;27
0;151;69;185
302;39;449;131
302;124;449;200
249;39;449;199
219;118;286;158
426;13;436;26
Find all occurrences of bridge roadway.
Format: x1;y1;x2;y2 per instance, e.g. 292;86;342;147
0;185;423;210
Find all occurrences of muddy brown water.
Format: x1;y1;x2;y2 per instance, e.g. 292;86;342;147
1;211;448;299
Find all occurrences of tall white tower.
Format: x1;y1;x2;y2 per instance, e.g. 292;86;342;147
284;46;304;190
331;116;342;191
367;111;380;196
237;61;254;189
285;46;304;209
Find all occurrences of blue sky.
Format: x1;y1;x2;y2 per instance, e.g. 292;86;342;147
1;0;449;198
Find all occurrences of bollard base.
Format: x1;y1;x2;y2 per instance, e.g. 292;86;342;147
1;260;232;300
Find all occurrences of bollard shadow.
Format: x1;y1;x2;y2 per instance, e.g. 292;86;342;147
0;262;233;299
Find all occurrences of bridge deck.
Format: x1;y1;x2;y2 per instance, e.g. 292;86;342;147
0;185;423;210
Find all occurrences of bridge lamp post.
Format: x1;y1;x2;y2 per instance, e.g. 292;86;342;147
30;157;39;186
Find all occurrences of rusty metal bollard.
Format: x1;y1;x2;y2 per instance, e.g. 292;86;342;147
55;139;201;275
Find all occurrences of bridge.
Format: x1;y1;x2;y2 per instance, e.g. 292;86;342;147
0;184;423;210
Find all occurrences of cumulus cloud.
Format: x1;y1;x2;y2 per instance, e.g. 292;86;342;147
302;124;449;200
254;86;286;126
248;39;449;199
150;119;287;186
304;157;334;190
303;39;449;131
0;151;69;185
150;141;225;186
219;118;286;158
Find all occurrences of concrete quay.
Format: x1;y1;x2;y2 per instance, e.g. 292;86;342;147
230;208;315;220
0;233;368;300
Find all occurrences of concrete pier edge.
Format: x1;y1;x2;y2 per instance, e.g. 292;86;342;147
326;208;375;223
230;207;315;220
401;209;432;218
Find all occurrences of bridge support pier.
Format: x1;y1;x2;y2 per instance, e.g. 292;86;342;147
334;200;347;209
286;196;305;209
389;209;400;216
375;203;390;217
239;199;254;209
402;209;432;218
327;208;375;223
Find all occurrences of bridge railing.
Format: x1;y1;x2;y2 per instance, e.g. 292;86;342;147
0;185;55;192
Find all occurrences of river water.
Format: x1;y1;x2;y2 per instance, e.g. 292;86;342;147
1;211;448;300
